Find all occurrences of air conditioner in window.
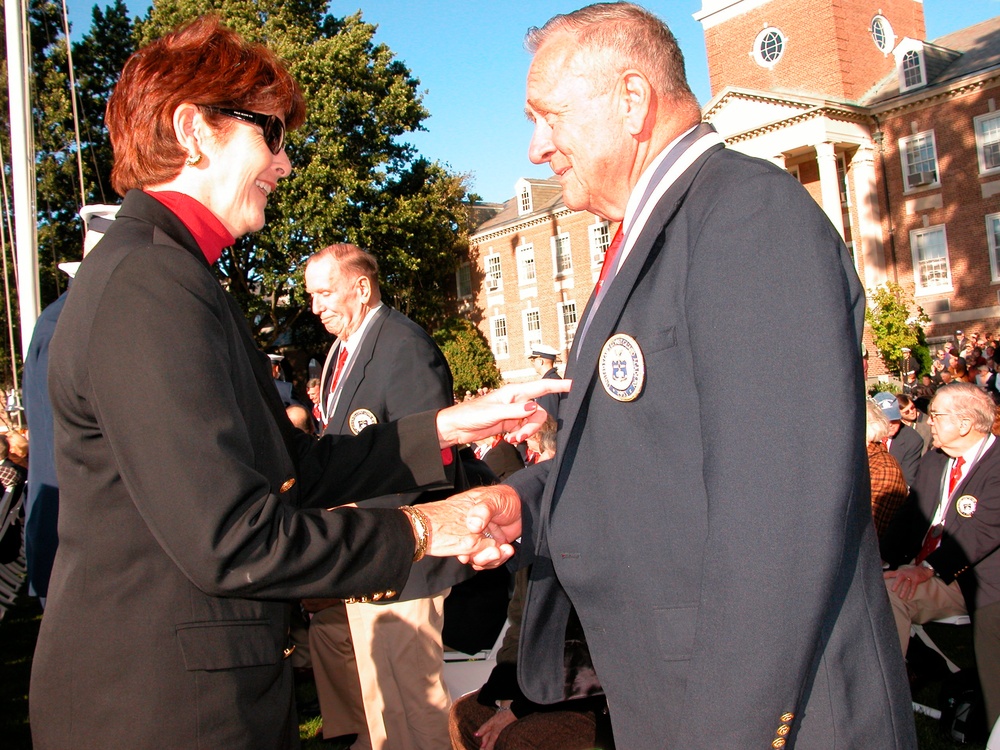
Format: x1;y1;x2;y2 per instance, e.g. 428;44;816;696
907;170;936;188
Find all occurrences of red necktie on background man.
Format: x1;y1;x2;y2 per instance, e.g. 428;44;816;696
915;455;965;564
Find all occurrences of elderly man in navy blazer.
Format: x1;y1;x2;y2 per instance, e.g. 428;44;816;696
884;382;1000;728
452;3;915;748
304;243;466;749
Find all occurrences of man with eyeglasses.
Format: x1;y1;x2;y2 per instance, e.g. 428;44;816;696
883;382;1000;729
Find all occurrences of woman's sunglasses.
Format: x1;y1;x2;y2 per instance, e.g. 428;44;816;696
205;106;286;155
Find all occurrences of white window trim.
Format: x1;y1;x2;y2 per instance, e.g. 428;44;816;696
752;26;785;69
899;130;940;193
589;221;611;267
516;178;533;216
895;40;926;93
551;232;573;278
910;224;952;296
490;315;510;360
522;308;543;356
986;213;1000;283
975;112;1000;177
485;253;503;293
516;243;536;286
456;261;472;299
870;15;895;55
557;300;578;351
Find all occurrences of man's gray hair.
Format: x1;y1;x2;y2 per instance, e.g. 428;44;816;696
525;2;699;108
307;244;380;289
933;382;996;433
866;399;890;444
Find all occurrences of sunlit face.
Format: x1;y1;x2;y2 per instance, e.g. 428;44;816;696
305;254;369;340
899;401;918;422
306;382;320;405
525;37;632;219
928;394;969;454
199;109;291;238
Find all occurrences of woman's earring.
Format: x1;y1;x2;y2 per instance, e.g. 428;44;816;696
185;153;202;167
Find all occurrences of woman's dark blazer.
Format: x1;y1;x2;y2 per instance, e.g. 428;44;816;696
29;190;451;749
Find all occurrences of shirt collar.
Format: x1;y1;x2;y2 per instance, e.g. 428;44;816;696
145;191;235;265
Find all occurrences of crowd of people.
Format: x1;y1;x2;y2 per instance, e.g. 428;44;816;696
8;2;1000;749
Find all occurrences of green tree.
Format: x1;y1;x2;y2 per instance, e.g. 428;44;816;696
433;317;501;398
138;1;473;350
865;282;931;378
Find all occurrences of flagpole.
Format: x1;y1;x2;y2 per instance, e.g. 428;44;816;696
5;0;40;357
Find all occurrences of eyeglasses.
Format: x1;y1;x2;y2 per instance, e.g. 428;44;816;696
205;106;286;155
929;411;966;422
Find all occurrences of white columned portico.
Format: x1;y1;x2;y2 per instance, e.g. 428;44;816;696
851;140;888;289
815;141;846;240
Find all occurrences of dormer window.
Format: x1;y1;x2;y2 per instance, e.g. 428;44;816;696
902;50;923;87
870;15;895;54
517;182;532;215
894;39;927;93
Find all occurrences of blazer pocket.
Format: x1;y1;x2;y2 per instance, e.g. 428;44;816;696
643;326;677;354
176;619;278;671
653;604;698;661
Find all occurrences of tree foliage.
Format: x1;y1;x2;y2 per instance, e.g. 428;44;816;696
139;1;473;351
433;317;502;398
2;0;477;389
865;282;931;377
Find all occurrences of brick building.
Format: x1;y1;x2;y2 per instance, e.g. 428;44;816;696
462;0;1000;382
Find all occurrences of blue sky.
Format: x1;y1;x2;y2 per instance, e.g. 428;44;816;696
68;1;1000;203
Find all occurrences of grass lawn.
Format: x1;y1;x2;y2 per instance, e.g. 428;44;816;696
0;585;990;748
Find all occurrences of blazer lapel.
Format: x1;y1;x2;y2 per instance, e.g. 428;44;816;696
329;306;390;430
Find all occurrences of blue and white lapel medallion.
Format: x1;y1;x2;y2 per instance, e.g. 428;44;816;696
349;408;378;435
599;333;644;402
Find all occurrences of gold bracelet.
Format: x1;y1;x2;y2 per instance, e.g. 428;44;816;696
400;505;430;562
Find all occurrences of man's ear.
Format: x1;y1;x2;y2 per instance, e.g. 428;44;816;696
619;70;653;137
357;275;372;303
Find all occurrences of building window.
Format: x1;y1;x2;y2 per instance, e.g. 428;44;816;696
485;254;503;293
836;154;850;206
901;49;924;90
517;243;536;285
523;308;543;355
987;214;1000;282
975;112;1000;175
490;315;509;359
518;184;532;215
552;233;573;277
753;27;785;68
456;262;472;298
910;225;952;294
900;131;939;191
557;301;578;350
870;15;894;54
589;221;611;266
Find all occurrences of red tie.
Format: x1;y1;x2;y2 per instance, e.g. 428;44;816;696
330;346;349;391
916;456;965;564
596;225;624;291
949;456;966;496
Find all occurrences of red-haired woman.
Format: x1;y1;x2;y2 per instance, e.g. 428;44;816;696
29;17;563;750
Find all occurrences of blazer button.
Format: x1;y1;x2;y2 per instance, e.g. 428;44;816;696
772;739;786;749
780;712;794;723
279;478;296;493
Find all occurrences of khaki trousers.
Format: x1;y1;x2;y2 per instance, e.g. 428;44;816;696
345;592;452;750
309;602;368;742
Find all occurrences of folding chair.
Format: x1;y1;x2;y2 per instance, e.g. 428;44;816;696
442;619;511;699
911;615;972;720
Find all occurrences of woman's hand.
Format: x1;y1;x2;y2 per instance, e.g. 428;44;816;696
435;380;570;448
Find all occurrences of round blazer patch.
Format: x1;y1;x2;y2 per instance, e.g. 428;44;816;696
349;408;378;435
599;333;645;402
956;494;978;518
